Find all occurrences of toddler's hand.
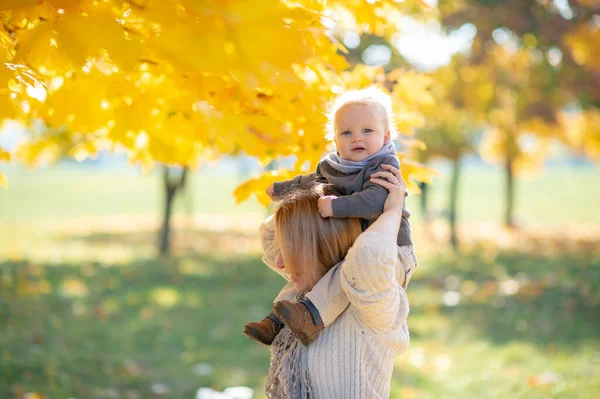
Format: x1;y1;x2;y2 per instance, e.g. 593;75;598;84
266;184;276;201
318;195;336;218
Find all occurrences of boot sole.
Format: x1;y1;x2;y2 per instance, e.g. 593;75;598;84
242;326;272;346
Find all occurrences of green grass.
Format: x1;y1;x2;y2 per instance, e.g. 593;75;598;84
389;243;600;398
1;231;281;399
424;163;600;227
1;162;599;226
1;226;599;399
0;163;263;222
1;162;599;398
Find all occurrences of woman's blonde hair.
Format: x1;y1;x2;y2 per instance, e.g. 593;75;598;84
324;86;398;141
274;185;362;292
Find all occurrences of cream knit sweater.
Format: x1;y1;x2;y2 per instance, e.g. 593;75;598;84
268;231;411;398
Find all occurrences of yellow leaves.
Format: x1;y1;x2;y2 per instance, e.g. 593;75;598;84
0;0;37;12
417;100;477;161
134;0;320;88
0;3;56;31
395;111;425;136
60;277;89;298
42;71;111;133
479;119;555;176
327;0;425;38
340;64;384;89
398;136;427;151
15;136;62;168
0;147;11;161
558;109;600;161
390;69;435;108
0;147;10;188
234;169;295;206
128;147;155;174
513;136;551;177
53;12;143;71
518;118;560;138
69;141;99;162
151;287;180;308
399;157;438;193
0;75;18;119
0;172;8;188
527;372;562;387
45;0;86;11
389;69;435;135
564;23;600;69
0;0;435;202
480;127;518;165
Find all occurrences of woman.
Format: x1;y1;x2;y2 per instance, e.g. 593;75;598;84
264;164;413;398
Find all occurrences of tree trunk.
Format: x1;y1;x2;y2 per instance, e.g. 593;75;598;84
505;156;515;227
449;157;461;251
417;181;430;222
159;166;188;255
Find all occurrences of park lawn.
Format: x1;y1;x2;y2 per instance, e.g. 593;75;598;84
1;162;599;226
1;225;599;399
0;163;263;223
422;163;600;227
0;229;278;399
1;162;599;398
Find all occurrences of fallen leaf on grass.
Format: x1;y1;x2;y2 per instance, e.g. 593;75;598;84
528;371;561;386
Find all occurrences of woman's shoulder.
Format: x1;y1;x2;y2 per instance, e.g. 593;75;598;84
349;231;398;262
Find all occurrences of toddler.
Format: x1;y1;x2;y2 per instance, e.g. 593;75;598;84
243;87;417;346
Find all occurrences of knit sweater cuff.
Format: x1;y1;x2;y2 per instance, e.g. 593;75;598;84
331;196;359;218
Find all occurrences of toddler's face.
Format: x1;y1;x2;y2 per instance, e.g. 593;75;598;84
333;103;390;162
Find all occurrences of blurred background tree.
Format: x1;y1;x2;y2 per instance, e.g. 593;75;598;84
438;0;600;226
417;57;479;249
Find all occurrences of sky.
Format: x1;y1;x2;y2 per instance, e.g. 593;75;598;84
344;16;477;71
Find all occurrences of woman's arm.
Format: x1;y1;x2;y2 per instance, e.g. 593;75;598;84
339;164;410;333
340;231;407;334
364;207;402;240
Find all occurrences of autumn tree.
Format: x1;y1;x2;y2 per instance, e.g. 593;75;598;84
438;0;600;226
413;57;478;248
0;0;434;253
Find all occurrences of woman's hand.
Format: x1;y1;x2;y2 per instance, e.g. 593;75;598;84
370;164;406;215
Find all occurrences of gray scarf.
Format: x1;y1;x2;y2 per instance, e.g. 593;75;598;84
265;294;313;398
265;327;312;399
323;141;396;174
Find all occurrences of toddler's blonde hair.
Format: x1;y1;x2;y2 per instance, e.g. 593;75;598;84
325;86;398;141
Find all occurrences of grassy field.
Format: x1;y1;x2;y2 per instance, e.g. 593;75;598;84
0;162;263;223
1;161;599;226
1;162;599;398
1;226;598;399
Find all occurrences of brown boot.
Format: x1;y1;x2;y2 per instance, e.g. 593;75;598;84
273;300;324;346
243;313;283;346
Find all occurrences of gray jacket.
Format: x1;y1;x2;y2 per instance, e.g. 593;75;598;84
273;154;413;247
